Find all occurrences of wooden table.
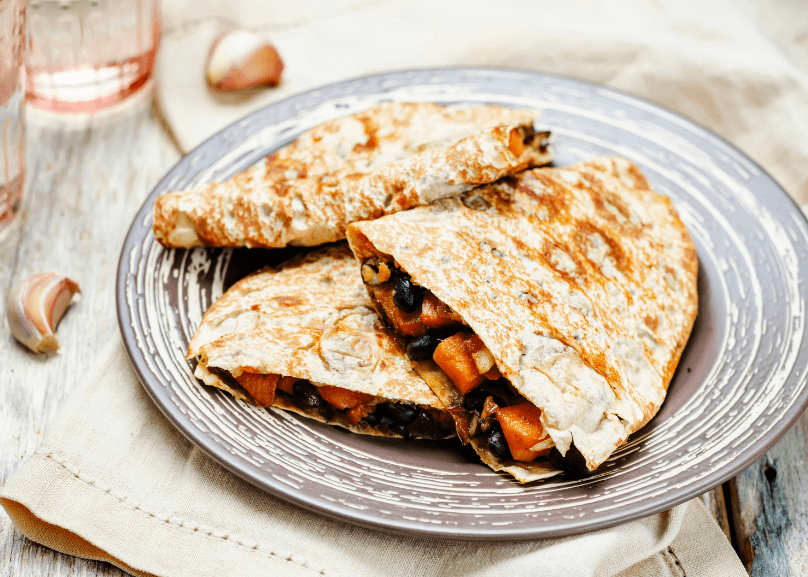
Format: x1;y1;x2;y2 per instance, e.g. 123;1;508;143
2;4;808;572
0;98;180;577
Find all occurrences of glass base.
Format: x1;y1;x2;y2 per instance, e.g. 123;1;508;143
26;49;157;114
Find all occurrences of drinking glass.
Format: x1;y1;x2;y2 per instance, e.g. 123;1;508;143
26;0;159;113
0;0;24;240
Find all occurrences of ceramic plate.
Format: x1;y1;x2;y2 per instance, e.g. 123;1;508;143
117;68;808;540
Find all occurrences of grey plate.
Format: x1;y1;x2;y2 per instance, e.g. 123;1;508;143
117;68;808;540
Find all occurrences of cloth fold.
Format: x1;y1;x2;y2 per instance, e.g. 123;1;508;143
1;337;747;577
6;0;799;573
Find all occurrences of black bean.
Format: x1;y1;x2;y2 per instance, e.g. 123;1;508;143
394;404;419;424
464;386;505;413
293;381;321;409
406;410;434;438
486;422;510;460
377;402;419;425
464;388;488;413
317;402;336;421
432;328;460;341
392;270;423;313
362;411;380;427
379;416;409;438
407;334;440;360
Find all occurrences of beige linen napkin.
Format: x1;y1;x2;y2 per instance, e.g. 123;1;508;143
2;0;798;573
157;0;808;204
1;337;746;577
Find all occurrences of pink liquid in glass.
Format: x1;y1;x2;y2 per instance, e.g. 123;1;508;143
26;0;159;113
0;0;25;240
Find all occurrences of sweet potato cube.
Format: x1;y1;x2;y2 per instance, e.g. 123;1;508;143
508;445;544;463
347;403;375;425
507;126;526;156
464;334;501;380
421;292;464;329
236;372;280;407
458;334;502;381
432;333;485;395
318;385;373;410
484;366;502;380
277;376;298;394
496;403;551;462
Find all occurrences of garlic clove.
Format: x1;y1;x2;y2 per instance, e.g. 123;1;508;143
206;29;284;92
7;273;81;354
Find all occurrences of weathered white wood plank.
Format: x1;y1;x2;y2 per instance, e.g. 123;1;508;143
727;413;808;576
699;486;734;546
0;96;179;577
6;0;808;571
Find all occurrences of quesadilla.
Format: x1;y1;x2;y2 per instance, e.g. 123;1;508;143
154;101;552;249
347;157;698;481
188;243;454;439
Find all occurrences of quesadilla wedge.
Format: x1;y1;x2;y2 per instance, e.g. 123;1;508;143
347;157;698;481
154;101;552;249
188;243;454;439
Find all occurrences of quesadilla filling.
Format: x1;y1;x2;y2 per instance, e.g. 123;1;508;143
208;367;454;440
361;258;555;462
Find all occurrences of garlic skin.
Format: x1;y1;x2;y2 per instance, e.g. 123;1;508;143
206;29;284;92
7;273;81;354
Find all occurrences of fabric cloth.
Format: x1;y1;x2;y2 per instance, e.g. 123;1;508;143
1;337;747;577
157;0;808;207
4;0;799;574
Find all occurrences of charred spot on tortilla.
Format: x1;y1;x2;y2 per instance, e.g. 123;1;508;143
347;157;698;482
188;244;455;440
153;102;554;249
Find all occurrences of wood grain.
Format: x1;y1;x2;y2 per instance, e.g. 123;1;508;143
5;0;808;569
0;96;179;577
726;413;808;576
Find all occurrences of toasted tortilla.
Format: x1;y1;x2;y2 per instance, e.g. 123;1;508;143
188;243;451;438
154;101;552;249
347;157;698;472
